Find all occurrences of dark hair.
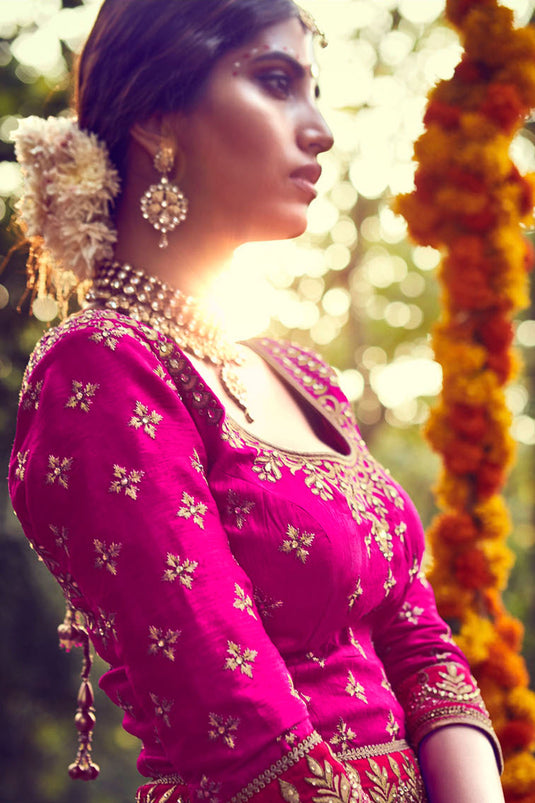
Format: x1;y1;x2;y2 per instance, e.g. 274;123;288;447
76;0;305;179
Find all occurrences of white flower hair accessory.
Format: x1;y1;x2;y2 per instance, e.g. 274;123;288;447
12;115;120;312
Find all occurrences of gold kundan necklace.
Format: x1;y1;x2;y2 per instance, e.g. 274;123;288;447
87;261;253;422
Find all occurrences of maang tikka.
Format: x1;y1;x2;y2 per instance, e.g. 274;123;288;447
140;144;188;248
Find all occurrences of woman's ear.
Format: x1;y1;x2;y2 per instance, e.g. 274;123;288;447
130;116;164;161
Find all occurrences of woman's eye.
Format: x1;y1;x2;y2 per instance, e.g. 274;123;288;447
258;72;292;98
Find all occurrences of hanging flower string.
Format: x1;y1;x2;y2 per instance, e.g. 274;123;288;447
396;1;535;799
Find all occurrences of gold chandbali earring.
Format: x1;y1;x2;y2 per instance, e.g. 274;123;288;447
140;145;188;249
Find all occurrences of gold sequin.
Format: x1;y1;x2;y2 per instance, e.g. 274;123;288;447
397;602;424;625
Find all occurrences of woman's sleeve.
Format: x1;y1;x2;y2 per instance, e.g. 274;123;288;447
8;320;369;803
372;502;503;771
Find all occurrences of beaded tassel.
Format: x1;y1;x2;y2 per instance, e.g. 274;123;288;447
58;606;100;780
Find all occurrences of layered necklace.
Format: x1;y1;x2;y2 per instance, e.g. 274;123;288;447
87;261;253;422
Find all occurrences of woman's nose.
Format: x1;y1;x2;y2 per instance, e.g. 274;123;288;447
297;108;334;156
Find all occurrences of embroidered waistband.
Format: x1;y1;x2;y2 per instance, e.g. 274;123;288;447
335;738;410;762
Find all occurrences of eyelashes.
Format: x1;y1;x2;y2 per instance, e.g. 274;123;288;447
257;71;293;99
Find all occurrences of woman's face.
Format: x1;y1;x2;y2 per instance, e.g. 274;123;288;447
173;17;334;245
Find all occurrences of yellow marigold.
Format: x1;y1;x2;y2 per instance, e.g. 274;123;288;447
413;125;458;172
434;185;489;215
478;675;508;722
459;111;501;143
473;495;512;541
428;579;473;620
499;60;535;110
434;468;472;509
493;268;531;310
432;335;487;375
508;688;535;726
501;752;535;796
491;226;531;277
480;539;515;590
462;6;517;67
455;611;495;665
455;134;515;181
442;370;498;406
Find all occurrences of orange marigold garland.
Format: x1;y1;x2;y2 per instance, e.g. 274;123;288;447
396;1;535;798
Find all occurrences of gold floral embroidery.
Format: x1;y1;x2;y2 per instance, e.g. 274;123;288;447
381;674;394;696
383;569;396;597
177;491;208;528
22;379;43;410
348;628;367;659
129;400;163;439
93;539;122;575
345;671;368;703
330;719;358;748
208;712;240;749
253;588;283;618
65;379;99;412
363;753;426;802
89;323;131;350
227;490;255;529
154;363;175;388
233;584;257;618
148;625;181;661
303;464;334;500
397;602;424;625
225;641;257;678
348;579;363;609
371;519;393;561
50;524;69;554
434;664;481;699
395;522;407;541
197;776;222;803
15;449;29;481
191;448;205;476
252;451;284;482
386;711;400;739
150;693;173;727
306;651;326;668
46;455;73;489
280;524;315;563
289;751;365;803
95;606;117;643
109;464;144;499
163;553;198;588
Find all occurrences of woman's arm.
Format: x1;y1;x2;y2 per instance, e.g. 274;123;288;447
419;725;505;803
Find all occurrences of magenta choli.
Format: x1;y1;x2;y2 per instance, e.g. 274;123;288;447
9;309;501;803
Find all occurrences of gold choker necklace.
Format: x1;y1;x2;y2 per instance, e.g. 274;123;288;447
87;262;253;422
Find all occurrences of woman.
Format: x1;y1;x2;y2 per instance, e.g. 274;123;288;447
8;1;505;801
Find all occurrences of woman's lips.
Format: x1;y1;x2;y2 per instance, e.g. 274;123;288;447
290;163;322;200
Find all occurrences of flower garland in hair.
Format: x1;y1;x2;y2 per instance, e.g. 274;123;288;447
396;1;535;798
12;115;120;316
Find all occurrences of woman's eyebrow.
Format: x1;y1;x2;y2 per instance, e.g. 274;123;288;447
250;50;313;78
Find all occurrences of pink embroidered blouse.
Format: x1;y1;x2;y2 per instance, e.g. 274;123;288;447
9;308;501;803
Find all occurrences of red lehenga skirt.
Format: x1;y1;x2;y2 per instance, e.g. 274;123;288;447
136;742;428;803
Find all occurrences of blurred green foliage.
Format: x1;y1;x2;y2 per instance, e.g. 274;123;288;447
0;2;534;802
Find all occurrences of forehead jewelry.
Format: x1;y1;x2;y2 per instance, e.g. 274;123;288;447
140;145;188;249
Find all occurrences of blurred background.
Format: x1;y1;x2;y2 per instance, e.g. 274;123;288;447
1;1;534;801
